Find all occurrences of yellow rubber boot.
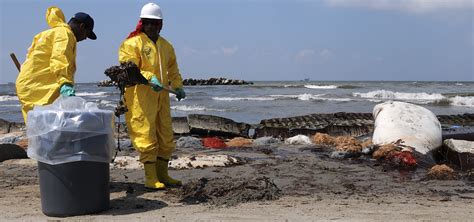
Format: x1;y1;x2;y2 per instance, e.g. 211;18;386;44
144;162;165;189
156;158;182;186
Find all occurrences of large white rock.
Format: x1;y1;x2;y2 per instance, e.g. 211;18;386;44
372;101;442;154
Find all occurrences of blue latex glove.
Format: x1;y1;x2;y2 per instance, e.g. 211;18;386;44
60;83;75;96
175;88;186;101
150;76;163;92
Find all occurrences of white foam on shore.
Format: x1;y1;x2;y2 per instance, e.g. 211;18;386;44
171;105;226;111
0;96;18;102
212;97;275;101
304;84;338;89
76;92;108;97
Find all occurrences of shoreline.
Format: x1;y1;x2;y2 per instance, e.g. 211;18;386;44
1;141;473;221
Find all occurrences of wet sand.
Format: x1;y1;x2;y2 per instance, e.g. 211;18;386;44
1;142;473;221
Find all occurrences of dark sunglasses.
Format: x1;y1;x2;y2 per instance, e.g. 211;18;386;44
142;19;162;26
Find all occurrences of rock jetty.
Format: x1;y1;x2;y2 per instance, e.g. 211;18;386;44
98;78;253;87
97;80;117;87
183;78;253;86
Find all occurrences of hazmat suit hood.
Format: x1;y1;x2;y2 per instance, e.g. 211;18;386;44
46;6;69;29
16;6;77;123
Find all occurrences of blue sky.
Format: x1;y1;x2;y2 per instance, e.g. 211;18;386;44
1;0;473;83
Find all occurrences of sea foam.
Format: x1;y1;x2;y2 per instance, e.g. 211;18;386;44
304;85;338;89
0;95;18;102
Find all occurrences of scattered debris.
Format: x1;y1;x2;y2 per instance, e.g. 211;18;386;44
176;136;203;149
334;136;363;152
174;176;280;206
169;154;244;169
284;135;313;145
427;164;455;180
253;137;281;146
225;137;253;147
112;156;143;170
372;140;418;168
330;151;360;159
361;139;373;148
372;144;398;160
313;133;364;152
202;137;227;149
361;145;376;155
0;131;25;144
313;133;334;146
387;151;417;168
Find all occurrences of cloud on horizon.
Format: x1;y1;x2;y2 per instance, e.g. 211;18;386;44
220;46;239;56
325;0;474;13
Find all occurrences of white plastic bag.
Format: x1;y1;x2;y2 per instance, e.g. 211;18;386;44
27;96;115;164
372;101;442;154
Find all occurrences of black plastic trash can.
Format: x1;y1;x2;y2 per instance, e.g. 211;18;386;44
38;161;109;217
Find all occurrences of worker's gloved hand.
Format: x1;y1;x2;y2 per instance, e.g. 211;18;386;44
175;88;186;101
59;83;75;96
150;76;163;92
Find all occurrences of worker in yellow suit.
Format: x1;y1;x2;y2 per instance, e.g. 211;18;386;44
119;2;186;189
16;6;97;123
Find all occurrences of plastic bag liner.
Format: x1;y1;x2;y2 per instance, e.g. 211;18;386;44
27;96;115;165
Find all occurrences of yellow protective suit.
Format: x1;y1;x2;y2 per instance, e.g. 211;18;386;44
119;33;183;163
16;7;77;123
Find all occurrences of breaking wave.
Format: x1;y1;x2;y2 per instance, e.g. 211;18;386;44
76;92;108;97
212;97;276;101
214;94;353;102
171;105;226;112
354;90;474;107
304;85;338;89
0;95;18;102
445;96;474;107
353;90;444;101
97;100;117;108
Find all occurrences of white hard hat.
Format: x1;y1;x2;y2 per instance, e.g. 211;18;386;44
140;3;163;19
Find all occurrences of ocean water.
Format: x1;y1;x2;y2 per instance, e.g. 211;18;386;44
1;81;473;124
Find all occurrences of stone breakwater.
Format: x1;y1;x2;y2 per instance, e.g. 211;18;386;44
98;78;253;87
182;78;253;86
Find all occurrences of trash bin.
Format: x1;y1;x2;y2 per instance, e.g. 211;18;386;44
26;96;115;217
38;161;109;217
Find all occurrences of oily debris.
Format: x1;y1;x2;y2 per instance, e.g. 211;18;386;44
312;133;335;146
312;133;363;152
202;137;227;149
104;61;147;91
104;62;148;116
175;177;281;206
225;137;254;147
372;141;418;168
373;143;398;160
427;164;456;180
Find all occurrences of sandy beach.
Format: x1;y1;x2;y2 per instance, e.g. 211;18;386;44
1;139;473;221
